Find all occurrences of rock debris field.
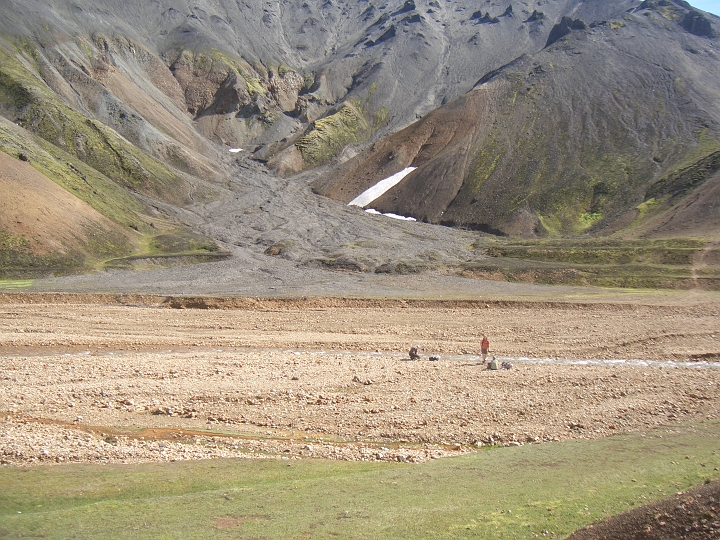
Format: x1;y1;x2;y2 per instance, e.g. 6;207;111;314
1;294;720;466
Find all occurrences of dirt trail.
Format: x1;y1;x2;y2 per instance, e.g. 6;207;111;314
692;240;720;289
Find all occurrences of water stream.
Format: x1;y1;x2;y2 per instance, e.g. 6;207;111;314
3;346;719;369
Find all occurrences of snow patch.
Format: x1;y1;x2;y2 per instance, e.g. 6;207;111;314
365;209;416;221
348;167;417;207
228;148;243;153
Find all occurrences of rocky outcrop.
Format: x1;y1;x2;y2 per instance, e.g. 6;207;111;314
366;25;397;47
170;51;250;116
267;70;305;112
526;10;545;22
545;17;588;47
471;11;500;24
167;49;311;147
681;10;717;37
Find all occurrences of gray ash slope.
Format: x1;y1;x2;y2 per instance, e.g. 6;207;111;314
312;0;720;237
1;0;656;158
0;0;719;289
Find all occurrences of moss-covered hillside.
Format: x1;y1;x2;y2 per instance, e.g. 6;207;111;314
0;0;719;285
313;2;720;241
0;36;229;277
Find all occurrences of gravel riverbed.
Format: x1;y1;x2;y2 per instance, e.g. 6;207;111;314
2;296;719;466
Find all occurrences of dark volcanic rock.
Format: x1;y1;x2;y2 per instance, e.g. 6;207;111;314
402;13;423;25
314;3;720;238
525;10;546;22
392;0;416;17
475;12;500;24
681;10;717;37
366;25;397;47
545;17;588;47
567;479;720;540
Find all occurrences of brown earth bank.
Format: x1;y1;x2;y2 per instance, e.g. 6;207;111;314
567;478;720;540
1;294;720;469
0;153;132;256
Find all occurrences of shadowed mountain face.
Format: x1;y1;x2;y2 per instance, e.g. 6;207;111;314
0;0;718;278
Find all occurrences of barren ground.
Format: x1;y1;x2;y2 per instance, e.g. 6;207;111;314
567;478;720;540
1;294;720;467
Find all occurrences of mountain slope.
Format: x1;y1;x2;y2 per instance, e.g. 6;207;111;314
0;0;654;166
0;149;136;275
0;0;718;282
314;0;720;237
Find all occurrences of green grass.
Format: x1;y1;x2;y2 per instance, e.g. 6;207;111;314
1;421;719;539
0;279;33;289
465;237;719;289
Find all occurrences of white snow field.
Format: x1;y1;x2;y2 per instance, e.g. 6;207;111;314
348;167;417;208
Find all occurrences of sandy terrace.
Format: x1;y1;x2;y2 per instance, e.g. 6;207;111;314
1;297;720;466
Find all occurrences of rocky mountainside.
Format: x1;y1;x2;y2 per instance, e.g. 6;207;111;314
3;0;657;165
0;0;718;278
313;0;720;237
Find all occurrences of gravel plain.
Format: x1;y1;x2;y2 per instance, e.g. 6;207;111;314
1;295;720;466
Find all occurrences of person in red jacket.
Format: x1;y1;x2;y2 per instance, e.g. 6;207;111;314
481;335;490;363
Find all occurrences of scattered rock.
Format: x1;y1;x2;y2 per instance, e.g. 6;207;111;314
1;299;719;468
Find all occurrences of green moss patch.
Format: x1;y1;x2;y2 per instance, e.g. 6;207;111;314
465;238;713;289
577;213;603;231
0;230;86;278
0;116;221;277
0;279;33;289
296;102;370;165
149;230;223;255
485;238;704;265
0;120;149;234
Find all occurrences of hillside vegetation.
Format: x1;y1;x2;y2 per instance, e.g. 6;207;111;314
0;0;718;284
314;2;720;241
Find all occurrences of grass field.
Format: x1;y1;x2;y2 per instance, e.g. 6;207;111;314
465;238;720;289
0;280;33;290
1;420;719;539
